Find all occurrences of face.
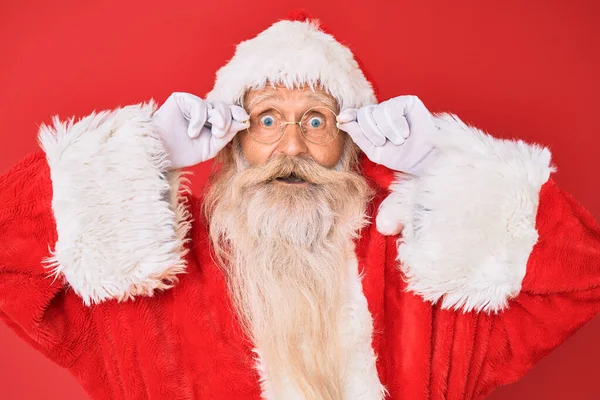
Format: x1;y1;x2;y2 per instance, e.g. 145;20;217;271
240;85;345;168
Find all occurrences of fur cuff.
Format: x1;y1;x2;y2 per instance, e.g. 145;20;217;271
38;102;192;305
376;114;554;313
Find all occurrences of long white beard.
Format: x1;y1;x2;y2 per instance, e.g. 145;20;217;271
205;144;370;399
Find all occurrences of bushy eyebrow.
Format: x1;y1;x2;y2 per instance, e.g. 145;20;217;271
304;92;338;111
246;92;283;110
245;90;338;111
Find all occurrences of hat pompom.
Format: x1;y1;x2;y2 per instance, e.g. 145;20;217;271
285;9;313;22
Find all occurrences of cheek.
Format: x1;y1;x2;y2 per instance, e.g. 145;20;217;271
307;133;345;168
239;131;274;165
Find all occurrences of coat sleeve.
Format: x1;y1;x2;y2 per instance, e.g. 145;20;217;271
0;102;192;362
36;102;192;305
374;113;600;391
478;178;600;392
0;151;91;366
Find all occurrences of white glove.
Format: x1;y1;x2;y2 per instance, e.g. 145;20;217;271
152;92;249;169
338;95;437;176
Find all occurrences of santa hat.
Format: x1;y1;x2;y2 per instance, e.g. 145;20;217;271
206;12;378;110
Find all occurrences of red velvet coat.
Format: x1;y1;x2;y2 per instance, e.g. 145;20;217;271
1;104;600;399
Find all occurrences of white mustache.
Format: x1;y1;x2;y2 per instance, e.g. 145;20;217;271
234;154;345;188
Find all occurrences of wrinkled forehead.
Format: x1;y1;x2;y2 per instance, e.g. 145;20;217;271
242;83;339;112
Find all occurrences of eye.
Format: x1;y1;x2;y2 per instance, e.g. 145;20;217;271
308;116;324;128
260;114;276;128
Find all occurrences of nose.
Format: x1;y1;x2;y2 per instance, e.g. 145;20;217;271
275;123;309;157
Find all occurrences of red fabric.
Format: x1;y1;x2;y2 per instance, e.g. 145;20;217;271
1;153;599;399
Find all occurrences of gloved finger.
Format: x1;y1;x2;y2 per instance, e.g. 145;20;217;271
372;101;409;145
230;105;250;125
385;100;410;143
182;94;208;139
338;120;377;157
184;123;232;163
206;127;238;159
337;108;358;124
357;105;387;146
230;119;250;133
208;101;233;138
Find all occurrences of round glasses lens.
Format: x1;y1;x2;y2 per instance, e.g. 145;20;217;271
300;107;339;144
247;108;284;143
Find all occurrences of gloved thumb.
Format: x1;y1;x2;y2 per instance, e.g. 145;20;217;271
228;105;250;132
230;105;250;124
337;108;359;125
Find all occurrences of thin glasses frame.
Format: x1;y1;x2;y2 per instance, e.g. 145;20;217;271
242;106;341;145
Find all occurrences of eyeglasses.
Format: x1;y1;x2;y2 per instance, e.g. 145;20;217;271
243;106;340;145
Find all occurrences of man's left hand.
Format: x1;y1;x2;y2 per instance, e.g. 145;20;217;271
338;95;437;175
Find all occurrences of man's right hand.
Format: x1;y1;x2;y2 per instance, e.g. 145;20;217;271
152;92;249;169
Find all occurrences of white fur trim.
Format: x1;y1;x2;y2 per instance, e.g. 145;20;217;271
38;102;192;305
377;114;554;313
254;253;385;399
339;254;387;399
206;19;376;109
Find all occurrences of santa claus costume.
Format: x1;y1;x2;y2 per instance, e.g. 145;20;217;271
1;12;599;400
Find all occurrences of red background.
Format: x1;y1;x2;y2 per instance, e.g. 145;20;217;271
1;0;599;398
